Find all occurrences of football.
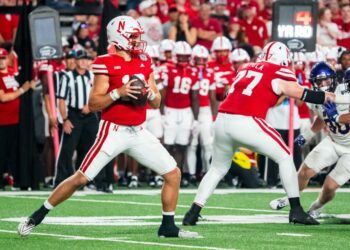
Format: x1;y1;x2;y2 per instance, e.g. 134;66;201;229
129;74;148;106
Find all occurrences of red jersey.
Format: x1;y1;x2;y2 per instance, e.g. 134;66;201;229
191;18;223;50
219;62;297;119
92;53;152;126
192;67;215;107
208;61;236;101
334;19;350;49
0;14;19;42
0;69;20;125
239;17;268;48
295;69;311;119
163;64;199;108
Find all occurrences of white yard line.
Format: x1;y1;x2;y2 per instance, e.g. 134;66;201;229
3;195;288;214
4;188;350;196
2;215;290;226
0;229;236;250
277;233;311;237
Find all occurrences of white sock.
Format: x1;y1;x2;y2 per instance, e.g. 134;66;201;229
194;166;227;206
187;145;197;175
162;211;175;216
44;200;54;210
309;199;323;211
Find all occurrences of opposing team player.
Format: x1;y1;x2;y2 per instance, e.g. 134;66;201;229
18;16;198;238
187;45;217;184
270;63;350;218
208;36;236;101
182;42;343;226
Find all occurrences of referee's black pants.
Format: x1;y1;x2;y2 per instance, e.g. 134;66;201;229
54;109;99;187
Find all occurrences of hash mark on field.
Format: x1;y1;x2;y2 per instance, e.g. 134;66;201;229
5;195;287;214
277;233;311;237
0;229;236;250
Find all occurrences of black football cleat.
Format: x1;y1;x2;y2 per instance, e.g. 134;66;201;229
158;225;199;238
289;208;320;225
182;210;201;226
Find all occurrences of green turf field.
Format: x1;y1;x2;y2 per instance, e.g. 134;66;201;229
1;189;350;250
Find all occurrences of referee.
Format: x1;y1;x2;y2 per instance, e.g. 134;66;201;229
54;49;98;187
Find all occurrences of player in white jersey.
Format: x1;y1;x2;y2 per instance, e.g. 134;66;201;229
270;62;350;217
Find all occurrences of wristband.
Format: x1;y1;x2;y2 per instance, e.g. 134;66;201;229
148;90;156;101
19;88;24;95
63;117;69;122
335;115;340;123
301;89;325;104
109;89;120;101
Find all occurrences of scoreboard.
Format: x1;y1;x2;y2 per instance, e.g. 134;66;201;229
271;0;318;52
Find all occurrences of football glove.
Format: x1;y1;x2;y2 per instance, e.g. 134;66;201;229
294;134;306;147
323;101;339;123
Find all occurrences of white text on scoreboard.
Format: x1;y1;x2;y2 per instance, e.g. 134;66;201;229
277;25;312;38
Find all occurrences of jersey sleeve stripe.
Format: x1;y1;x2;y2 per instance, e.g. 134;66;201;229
92;64;107;69
278;68;294;74
92;70;108;74
275;71;297;80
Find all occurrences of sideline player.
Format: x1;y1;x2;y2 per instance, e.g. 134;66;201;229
182;42;344;226
18;16;197;238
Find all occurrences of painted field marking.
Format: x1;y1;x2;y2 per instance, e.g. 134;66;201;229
277;233;312;237
3;195;287;214
1;214;291;226
3;188;350;196
0;229;236;250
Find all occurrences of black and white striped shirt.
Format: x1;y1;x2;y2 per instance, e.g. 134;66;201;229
57;70;94;110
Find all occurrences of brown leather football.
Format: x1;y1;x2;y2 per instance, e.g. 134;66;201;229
129;74;148;106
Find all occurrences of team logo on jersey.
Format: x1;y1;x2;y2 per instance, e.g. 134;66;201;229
139;53;147;61
140;64;145;68
114;66;121;70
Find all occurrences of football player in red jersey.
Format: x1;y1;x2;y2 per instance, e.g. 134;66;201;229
229;48;251;72
18;16;198;239
208;36;236;101
182;41;342;226
187;44;217;184
161;41;199;187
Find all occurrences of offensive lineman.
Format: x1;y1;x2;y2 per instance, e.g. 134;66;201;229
182;42;344;226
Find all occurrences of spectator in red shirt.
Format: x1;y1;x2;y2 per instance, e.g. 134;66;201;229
0;48;35;189
0;4;19;44
334;4;350;49
192;4;223;50
239;3;268;50
259;0;273;21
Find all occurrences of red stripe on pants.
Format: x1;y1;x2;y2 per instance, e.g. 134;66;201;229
253;117;290;155
80;121;111;173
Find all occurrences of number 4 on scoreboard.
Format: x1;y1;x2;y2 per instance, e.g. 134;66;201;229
295;11;312;26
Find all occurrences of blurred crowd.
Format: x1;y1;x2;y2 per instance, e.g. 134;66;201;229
0;0;350;192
